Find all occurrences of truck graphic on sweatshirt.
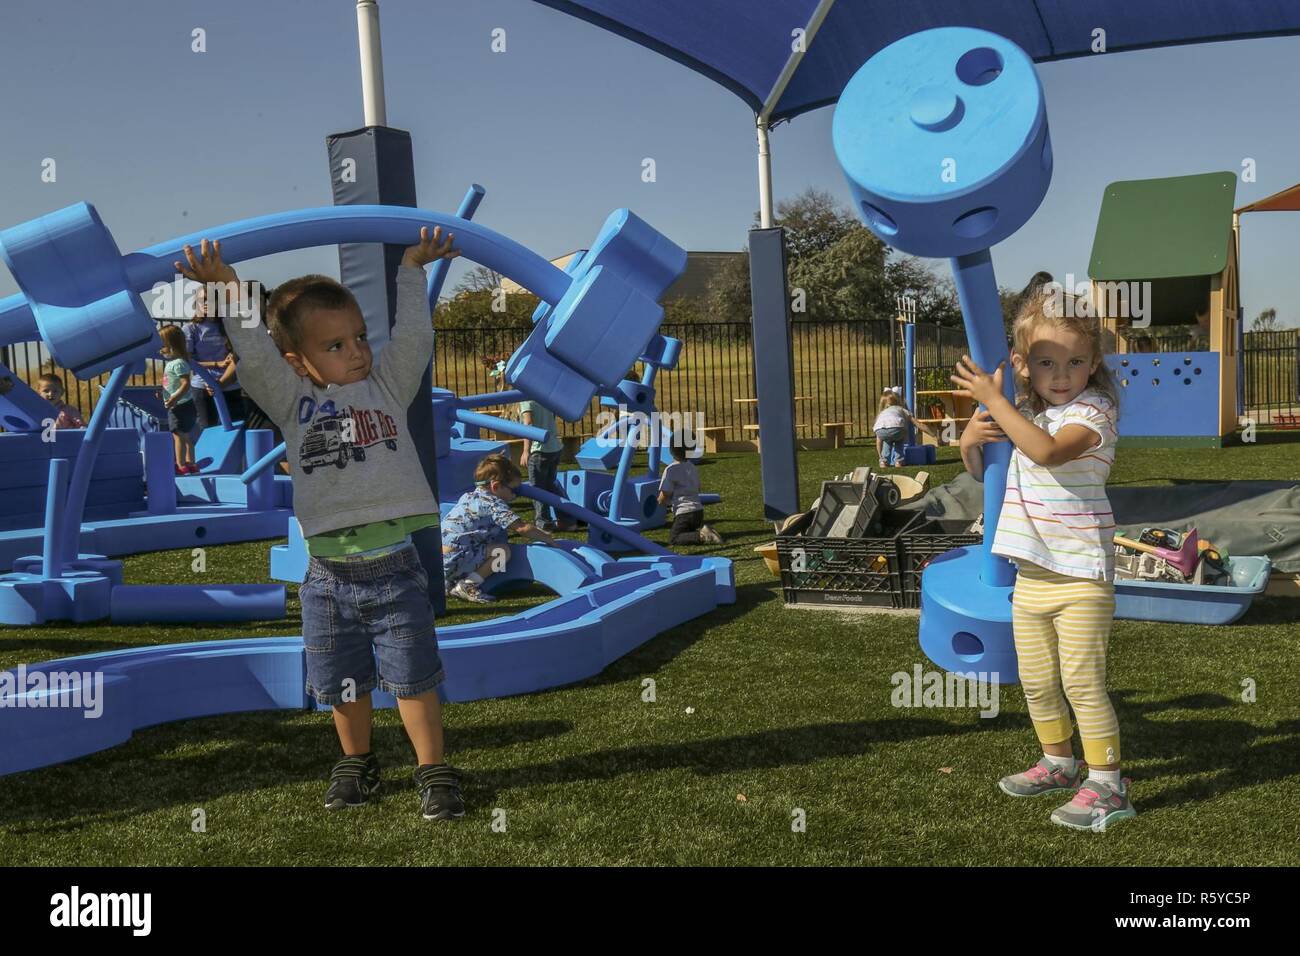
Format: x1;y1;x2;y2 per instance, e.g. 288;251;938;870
299;411;397;474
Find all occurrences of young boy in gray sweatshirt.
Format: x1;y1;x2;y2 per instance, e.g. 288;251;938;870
177;230;465;821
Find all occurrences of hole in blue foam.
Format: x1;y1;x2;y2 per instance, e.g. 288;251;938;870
952;206;998;239
861;201;898;236
952;631;984;662
194;526;207;539
956;47;1003;86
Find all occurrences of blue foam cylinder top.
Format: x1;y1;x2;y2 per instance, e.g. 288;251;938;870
832;27;1052;258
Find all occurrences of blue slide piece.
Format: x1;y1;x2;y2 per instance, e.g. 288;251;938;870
834;27;1052;682
0;546;735;776
110;584;286;624
194;421;245;474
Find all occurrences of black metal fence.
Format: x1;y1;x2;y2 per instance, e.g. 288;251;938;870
5;320;1298;434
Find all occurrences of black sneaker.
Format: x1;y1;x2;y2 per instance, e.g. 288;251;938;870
324;753;381;810
414;763;465;820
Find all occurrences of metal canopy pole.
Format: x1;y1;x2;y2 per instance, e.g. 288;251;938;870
357;0;387;127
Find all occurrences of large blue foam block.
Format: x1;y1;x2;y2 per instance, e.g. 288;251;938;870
110;584;287;624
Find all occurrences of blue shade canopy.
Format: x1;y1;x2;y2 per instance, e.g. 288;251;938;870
532;0;1300;123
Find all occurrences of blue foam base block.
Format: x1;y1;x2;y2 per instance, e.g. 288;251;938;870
575;435;621;471
918;546;1018;684
0;505;291;573
0;547;735;775
902;444;937;465
0;569;115;625
0;451;141;491
563;469;614;513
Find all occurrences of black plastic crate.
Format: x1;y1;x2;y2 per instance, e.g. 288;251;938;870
897;518;983;608
776;509;923;609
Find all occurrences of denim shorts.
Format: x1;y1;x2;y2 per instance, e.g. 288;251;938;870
299;543;445;705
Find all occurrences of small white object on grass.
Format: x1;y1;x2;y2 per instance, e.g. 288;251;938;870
685;707;695;714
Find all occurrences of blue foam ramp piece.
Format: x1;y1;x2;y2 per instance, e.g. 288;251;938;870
485;542;598;595
111;584;286;624
0;638;307;776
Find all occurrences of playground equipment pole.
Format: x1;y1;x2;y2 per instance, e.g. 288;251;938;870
356;0;387;127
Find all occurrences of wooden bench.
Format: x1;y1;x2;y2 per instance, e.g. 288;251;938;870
822;421;853;449
560;433;591;463
700;426;730;453
1275;413;1300;430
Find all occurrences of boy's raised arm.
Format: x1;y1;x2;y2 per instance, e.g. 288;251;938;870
372;227;459;405
370;266;435;405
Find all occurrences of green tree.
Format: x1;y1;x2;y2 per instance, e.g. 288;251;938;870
1252;307;1278;332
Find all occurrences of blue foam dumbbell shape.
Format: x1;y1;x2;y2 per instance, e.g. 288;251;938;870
0;203;160;379
834;27;1054;683
832;28;1052;257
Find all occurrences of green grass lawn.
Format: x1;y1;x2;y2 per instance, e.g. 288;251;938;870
3;436;1299;865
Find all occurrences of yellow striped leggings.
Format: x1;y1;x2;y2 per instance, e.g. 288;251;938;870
1011;560;1121;767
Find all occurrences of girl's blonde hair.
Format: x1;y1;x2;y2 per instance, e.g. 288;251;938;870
878;391;902;412
1010;284;1121;417
159;325;191;363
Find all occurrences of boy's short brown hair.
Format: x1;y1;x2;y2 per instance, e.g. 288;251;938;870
266;275;359;352
475;454;522;487
36;372;62;388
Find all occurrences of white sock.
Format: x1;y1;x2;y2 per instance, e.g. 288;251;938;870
1089;768;1123;791
1043;753;1076;773
467;571;484;585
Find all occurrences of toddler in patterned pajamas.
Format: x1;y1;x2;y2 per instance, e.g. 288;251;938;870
953;278;1135;832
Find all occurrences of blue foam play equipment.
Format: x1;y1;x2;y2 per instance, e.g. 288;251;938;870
0;199;690;624
0;542;734;777
0;193;736;776
834;27;1054;684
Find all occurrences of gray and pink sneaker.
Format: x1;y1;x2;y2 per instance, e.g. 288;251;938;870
1051;777;1136;832
998;757;1087;797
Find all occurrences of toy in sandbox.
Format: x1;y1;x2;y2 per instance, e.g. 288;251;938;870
1110;526;1269;625
1088;171;1243;447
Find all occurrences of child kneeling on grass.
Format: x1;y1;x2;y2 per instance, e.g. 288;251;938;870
181;229;468;822
657;440;721;545
442;454;557;605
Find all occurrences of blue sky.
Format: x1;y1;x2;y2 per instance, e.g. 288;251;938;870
2;0;1297;326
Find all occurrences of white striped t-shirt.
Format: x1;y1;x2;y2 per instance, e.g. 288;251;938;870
991;388;1118;582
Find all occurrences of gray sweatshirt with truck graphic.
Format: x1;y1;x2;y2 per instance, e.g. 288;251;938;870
220;266;437;538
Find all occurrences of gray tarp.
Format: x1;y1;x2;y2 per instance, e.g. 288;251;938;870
909;473;1300;574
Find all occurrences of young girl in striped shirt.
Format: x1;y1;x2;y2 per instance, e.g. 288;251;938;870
953;281;1135;832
